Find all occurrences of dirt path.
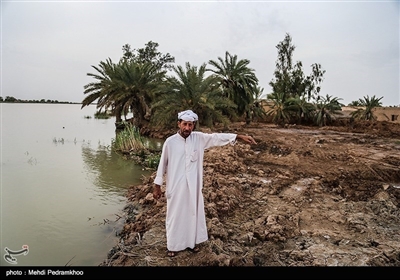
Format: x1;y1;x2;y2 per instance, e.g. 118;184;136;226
100;121;400;267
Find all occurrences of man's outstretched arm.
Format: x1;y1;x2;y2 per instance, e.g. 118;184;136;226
236;134;257;145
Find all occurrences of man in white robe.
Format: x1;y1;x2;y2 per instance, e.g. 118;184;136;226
153;109;257;257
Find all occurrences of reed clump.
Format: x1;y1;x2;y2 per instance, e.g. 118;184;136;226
112;124;146;153
112;123;161;169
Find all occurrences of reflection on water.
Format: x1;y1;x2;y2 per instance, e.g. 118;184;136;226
0;103;155;266
81;143;153;196
143;138;164;151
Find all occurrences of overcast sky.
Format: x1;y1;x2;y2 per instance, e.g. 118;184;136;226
1;0;399;106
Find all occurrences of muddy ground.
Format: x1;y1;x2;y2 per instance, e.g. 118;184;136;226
99;120;400;268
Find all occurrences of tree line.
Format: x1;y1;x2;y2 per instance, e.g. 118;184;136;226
0;96;78;104
79;33;382;130
2;31;385;139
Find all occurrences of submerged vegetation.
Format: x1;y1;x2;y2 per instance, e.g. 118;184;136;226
94;111;111;119
111;123;161;169
112;124;146;152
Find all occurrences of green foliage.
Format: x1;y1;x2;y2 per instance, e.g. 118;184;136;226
348;100;362;107
5;96;17;102
144;153;161;169
350;95;383;121
94;111;110;119
82;57;166;127
266;92;293;126
0;96;76;104
249;86;268;122
306;63;326;101
151;62;236;128
82;58;120;115
111;123;162;170
286;94;315;124
207;51;259;121
82;41;171;127
313;94;344;127
82;37;341;130
121;41;175;71
266;33;345;127
269;33;326;103
112;123;146;154
269;33;297;98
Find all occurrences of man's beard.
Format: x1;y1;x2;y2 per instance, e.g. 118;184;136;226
180;129;192;138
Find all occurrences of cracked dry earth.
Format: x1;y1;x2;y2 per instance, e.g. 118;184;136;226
100;120;400;267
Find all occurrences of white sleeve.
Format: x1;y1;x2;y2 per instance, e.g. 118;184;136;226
201;133;237;150
154;141;168;185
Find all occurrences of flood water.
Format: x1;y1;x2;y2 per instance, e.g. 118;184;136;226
0;103;154;266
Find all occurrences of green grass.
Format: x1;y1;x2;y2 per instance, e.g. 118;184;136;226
111;123;161;169
143;153;161;169
112;124;146;153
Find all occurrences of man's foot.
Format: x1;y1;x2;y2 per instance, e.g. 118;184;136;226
167;251;176;257
187;246;200;253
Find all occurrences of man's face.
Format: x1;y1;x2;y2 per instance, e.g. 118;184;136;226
178;120;195;138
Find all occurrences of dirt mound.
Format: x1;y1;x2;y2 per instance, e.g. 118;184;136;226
100;121;400;267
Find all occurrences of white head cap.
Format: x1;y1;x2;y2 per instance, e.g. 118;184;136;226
178;110;198;122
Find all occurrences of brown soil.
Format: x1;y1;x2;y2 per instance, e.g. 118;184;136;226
100;120;400;267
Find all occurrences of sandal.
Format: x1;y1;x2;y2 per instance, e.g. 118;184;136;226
187;246;200;253
167;251;176;258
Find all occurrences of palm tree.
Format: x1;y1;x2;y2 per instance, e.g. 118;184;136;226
249;86;267;122
266;91;293;126
82;59;166;129
207;51;258;123
82;58;121;118
286;94;315;124
313;94;344;127
348;100;362;107
114;60;166;128
151;62;237;128
350;95;383;121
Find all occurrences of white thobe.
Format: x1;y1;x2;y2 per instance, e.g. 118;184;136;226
154;131;237;251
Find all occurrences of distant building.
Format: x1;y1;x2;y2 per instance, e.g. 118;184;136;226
372;107;400;123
